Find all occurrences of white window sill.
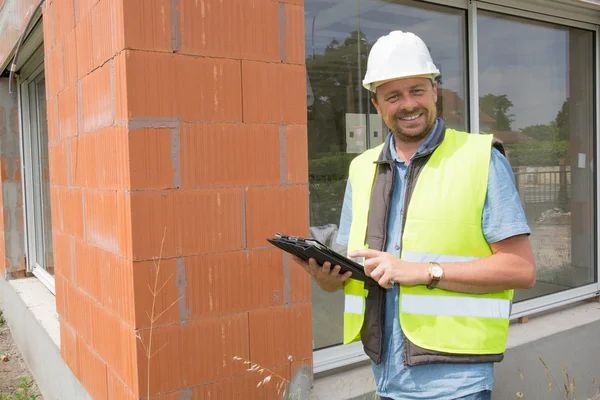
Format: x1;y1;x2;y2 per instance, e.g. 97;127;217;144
9;277;59;347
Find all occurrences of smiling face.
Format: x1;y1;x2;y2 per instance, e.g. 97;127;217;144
372;77;438;143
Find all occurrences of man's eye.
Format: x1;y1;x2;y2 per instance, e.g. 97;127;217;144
387;95;399;101
412;89;424;95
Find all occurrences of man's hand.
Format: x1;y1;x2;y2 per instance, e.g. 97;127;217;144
292;256;352;292
348;249;429;289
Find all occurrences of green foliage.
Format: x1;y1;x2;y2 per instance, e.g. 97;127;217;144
0;311;5;327
480;93;515;131
504;140;569;166
308;153;356;178
520;124;555;142
0;377;39;400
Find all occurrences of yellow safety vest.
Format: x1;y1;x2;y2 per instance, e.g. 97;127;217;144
343;129;513;355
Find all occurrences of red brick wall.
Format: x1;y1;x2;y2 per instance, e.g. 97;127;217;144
43;0;311;398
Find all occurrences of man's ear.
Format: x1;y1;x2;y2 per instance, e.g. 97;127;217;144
371;96;382;118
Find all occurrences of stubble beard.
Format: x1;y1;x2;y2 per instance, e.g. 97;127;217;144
391;113;436;144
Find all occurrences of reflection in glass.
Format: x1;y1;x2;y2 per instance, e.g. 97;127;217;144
305;0;467;350
28;74;54;276
478;12;596;302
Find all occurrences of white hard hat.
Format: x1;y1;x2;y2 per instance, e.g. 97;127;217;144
363;31;440;93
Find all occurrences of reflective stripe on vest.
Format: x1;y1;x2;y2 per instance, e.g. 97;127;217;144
343;129;513;356
401;294;511;319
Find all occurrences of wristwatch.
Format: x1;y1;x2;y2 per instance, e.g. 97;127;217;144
426;262;444;289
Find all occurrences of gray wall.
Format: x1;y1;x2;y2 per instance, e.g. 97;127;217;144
494;319;600;400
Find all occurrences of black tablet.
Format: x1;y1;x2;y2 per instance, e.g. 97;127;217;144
267;233;370;282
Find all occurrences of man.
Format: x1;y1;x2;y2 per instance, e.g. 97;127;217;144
296;31;536;400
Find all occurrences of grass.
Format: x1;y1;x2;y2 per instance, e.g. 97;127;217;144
0;377;39;400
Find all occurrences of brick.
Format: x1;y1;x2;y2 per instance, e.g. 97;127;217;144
90;303;138;391
53;230;73;281
75;239;102;301
107;368;137;400
46;45;65;98
245;185;309;248
63;28;78;88
248;302;312;367
50;186;61;232
59;188;84;238
91;0;123;68
284;125;308;184
178;0;279;61
47;94;58;144
83;189;121;254
66;284;93;344
116;190;132;259
132;258;179;329
185;249;285;321
122;0;171;52
129;128;176;190
75;0;99;26
77;336;108;400
70;135;86;187
283;3;305;65
180;123;280;188
113;51;127;122
136;313;249;396
73;126;129;189
80;62;113;134
129;189;243;260
242;61;306;124
288;253;311;303
53;0;75;42
192;364;291;400
42;0;55;51
280;0;303;4
103;251;135;326
75;11;94;79
95;125;129;189
60;318;79;376
57;84;77;139
55;274;66;317
125;51;242;122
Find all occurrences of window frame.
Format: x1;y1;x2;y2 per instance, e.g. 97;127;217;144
17;44;55;295
311;0;600;375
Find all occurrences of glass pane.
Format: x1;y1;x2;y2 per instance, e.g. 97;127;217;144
478;12;596;302
305;0;467;350
36;76;54;276
28;74;54;275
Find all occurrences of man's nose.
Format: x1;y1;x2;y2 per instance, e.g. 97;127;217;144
398;95;418;111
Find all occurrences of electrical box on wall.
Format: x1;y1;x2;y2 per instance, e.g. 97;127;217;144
345;113;366;154
345;113;387;153
369;114;386;147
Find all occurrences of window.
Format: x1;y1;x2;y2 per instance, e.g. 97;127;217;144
477;11;597;302
19;45;54;293
305;0;467;350
306;0;599;371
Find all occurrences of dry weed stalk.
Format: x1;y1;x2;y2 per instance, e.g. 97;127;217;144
232;356;292;398
136;228;183;398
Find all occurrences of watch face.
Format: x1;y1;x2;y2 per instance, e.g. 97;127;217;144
430;265;443;278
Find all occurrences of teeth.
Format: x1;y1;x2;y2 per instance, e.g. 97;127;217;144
401;114;421;121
